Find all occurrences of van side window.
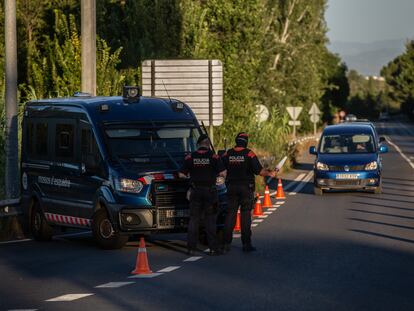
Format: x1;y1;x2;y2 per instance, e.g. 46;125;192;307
27;122;35;157
55;123;74;159
36;123;48;157
81;127;101;166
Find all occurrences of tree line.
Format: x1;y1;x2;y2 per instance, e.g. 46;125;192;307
0;0;350;195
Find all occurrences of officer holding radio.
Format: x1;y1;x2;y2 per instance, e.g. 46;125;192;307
222;132;277;253
179;134;226;256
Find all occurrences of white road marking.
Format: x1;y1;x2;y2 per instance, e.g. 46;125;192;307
268;208;277;211
253;219;264;223
157;266;181;273
289;171;314;195
258;215;268;218
264;211;273;215
204;248;210;252
276;201;285;205
129;273;163;279
46;293;93;302
386;136;414;170
265;172;307;197
233;234;241;238
8;309;38;311
0;238;32;245
183;256;203;262
95;282;134;288
251;224;258;227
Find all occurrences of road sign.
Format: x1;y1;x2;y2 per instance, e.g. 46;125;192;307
141;59;223;127
286;106;302;120
309;103;321;115
287;106;302;138
255;104;269;123
310;114;320;123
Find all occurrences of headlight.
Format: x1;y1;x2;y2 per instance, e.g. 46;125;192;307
316;162;329;171
216;176;225;186
365;161;378;170
116;178;144;193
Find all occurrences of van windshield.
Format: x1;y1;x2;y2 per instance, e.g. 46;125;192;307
104;125;200;170
319;133;376;154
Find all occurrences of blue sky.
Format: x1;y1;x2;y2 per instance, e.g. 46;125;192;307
326;0;414;43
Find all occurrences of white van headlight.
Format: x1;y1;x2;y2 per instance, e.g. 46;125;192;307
365;161;378;170
316;162;329;171
116;178;144;193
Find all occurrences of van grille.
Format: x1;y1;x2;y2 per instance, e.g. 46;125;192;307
328;165;365;171
152;180;190;229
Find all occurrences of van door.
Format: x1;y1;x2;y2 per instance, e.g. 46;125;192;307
73;119;106;219
45;119;83;218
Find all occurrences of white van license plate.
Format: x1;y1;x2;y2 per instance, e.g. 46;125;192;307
335;174;359;179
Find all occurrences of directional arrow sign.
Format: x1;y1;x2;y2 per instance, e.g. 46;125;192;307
309;103;321;115
286;107;302;120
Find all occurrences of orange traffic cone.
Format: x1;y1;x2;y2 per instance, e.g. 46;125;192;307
131;237;152;275
233;209;241;232
263;185;272;208
253;194;263;217
275;179;286;200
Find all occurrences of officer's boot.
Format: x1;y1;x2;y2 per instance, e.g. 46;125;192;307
242;244;257;252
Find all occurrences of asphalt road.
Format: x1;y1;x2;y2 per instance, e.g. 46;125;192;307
1;120;414;311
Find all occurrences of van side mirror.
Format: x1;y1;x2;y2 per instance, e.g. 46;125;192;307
309;146;317;155
83;155;100;174
379;145;388;154
379;136;386;143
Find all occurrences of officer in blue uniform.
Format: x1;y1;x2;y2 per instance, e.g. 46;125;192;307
222;132;276;252
179;134;226;256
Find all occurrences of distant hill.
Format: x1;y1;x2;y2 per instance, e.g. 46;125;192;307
328;39;408;76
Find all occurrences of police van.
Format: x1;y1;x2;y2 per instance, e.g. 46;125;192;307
21;86;226;249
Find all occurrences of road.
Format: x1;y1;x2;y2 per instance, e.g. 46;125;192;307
1;120;414;311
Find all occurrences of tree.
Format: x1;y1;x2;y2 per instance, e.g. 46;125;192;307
381;40;414;117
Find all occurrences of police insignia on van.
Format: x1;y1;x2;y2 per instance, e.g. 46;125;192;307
21;86;226;249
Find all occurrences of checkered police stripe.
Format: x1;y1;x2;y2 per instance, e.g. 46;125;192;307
44;212;92;227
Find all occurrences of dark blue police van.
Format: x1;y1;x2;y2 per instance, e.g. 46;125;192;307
21;87;226;249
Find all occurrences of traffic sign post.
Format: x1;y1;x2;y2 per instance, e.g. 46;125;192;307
287;106;302;138
309;103;321;136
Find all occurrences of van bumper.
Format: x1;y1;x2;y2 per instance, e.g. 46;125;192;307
314;170;381;189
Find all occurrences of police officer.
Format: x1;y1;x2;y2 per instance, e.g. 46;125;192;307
179;134;226;256
222;132;277;252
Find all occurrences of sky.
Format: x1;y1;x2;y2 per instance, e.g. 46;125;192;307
326;0;414;43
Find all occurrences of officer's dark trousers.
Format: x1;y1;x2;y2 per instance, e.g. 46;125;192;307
224;183;254;246
187;187;219;251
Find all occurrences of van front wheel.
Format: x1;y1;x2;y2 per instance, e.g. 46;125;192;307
92;209;128;249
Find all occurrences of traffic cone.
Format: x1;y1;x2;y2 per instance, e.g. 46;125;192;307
275;179;286;200
131;237;152;275
263;185;272;208
233;209;241;232
253;194;263;217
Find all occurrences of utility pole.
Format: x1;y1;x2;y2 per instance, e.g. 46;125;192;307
4;0;19;199
81;0;96;96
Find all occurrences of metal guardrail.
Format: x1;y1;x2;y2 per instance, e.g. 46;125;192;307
0;198;21;217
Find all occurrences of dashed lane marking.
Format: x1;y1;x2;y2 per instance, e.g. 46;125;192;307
95;282;135;288
128;273;163;279
8;309;38;311
46;293;94;302
258;215;268;218
276;201;285;205
268;208;277;211
251;224;258;227
233;234;241;238
253;219;264;223
183;256;203;262
157;266;181;273
264;211;273;215
265;172;307;197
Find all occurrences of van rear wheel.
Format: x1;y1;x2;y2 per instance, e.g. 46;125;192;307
92;209;128;249
31;201;53;241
